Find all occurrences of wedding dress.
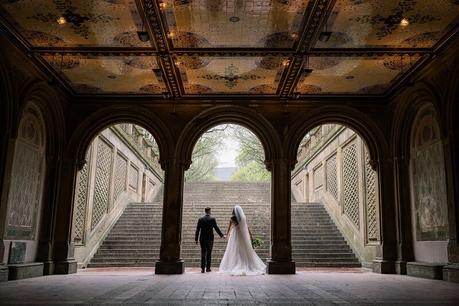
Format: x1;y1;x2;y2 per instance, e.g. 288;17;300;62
219;205;266;275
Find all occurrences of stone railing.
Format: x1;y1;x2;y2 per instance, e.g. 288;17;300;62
113;124;163;176
295;124;344;174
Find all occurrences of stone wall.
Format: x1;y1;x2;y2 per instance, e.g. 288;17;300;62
409;106;449;263
291;125;380;267
72;124;163;266
2;103;46;265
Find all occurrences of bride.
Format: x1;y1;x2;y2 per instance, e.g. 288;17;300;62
219;205;266;275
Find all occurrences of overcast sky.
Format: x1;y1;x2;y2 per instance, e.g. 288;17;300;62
216;137;239;168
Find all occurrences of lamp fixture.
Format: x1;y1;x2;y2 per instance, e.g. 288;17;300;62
167;32;175;38
400;18;409;27
137;31;150;42
282;59;290;66
159;1;167;9
56;16;66;25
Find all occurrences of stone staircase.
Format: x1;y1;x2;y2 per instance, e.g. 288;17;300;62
181;182;271;267
292;203;361;267
87;202;162;267
88;182;360;268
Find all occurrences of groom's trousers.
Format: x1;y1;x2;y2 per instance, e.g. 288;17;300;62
199;239;214;270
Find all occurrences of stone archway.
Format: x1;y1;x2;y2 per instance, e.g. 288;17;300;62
291;123;381;268
287;106;394;273
180;123;272;269
52;106;173;273
156;106;297;274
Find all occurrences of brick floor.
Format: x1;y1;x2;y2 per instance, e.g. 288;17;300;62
0;268;458;305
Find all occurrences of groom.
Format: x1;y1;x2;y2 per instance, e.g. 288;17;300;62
195;207;225;273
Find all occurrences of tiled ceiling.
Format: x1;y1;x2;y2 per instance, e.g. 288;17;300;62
0;0;458;98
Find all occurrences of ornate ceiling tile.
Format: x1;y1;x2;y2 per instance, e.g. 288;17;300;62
0;0;152;48
314;0;459;49
295;55;421;94
43;55;165;94
176;56;288;94
161;0;309;48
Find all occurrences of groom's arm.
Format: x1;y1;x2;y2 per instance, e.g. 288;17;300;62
213;219;224;238
195;220;201;243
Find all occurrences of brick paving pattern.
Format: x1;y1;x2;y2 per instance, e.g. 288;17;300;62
0;268;458;305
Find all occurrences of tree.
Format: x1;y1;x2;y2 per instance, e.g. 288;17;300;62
228;125;270;182
185;125;229;182
230;161;270;182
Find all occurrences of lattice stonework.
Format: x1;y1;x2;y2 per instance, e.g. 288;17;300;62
364;148;380;242
113;153;128;203
73;151;90;242
342;141;360;228
129;164;139;190
326;154;338;200
91;139;113;230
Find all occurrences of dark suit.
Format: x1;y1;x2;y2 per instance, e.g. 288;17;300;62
195;214;224;270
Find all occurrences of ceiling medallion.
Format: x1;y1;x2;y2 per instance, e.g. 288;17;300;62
229;16;240;23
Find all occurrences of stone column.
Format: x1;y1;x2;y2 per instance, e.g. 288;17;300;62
267;159;295;274
443;130;459;281
51;156;78;274
393;155;414;274
0;134;14;281
36;154;61;275
155;159;187;274
372;158;398;274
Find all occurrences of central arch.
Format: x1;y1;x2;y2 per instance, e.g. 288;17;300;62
177;106;281;168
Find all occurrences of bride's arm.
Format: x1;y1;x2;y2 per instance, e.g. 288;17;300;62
248;227;253;241
226;221;232;238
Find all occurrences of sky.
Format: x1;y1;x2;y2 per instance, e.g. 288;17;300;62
216;137;239;168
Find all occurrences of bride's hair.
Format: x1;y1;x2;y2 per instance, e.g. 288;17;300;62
231;209;239;225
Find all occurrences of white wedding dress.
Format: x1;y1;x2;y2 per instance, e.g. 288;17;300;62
219;205;266;275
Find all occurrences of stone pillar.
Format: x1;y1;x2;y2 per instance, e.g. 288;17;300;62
443;129;459;282
155;159;187;274
51;156;78;274
36;155;61;275
372;158;398;274
0;133;13;281
393;155;414;274
267;159;295;274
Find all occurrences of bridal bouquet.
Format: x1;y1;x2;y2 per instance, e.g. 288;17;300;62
251;237;263;249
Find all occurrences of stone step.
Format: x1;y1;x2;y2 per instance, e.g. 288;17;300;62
294;262;361;267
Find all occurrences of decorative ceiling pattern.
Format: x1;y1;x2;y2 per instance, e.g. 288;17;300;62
315;0;459;49
176;56;287;94
162;0;310;48
0;0;149;48
0;0;458;97
295;55;421;94
43;55;165;94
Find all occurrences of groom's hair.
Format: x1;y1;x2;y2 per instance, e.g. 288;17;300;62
205;207;211;214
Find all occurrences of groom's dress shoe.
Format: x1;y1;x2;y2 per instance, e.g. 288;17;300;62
201;269;205;273
206;268;211;272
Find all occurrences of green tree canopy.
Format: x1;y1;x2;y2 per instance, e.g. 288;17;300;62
228;125;270;182
185;125;229;182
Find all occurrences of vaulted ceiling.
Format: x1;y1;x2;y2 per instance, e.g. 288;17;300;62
1;0;458;99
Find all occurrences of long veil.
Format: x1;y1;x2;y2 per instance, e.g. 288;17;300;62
219;205;266;275
234;205;252;250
